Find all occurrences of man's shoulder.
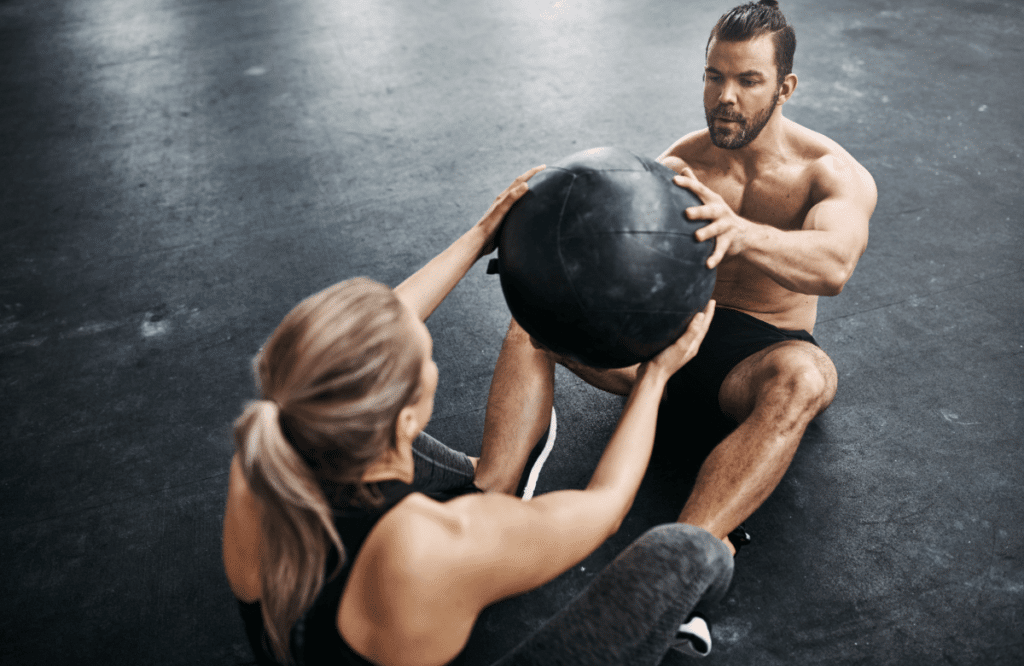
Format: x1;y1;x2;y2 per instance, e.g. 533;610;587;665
785;120;867;173
783;120;874;194
661;129;715;165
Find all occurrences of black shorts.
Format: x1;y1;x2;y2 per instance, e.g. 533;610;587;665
666;307;819;420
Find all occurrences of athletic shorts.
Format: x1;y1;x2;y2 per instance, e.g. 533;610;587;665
666;307;819;420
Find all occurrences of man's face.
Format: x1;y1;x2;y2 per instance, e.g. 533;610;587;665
703;35;781;150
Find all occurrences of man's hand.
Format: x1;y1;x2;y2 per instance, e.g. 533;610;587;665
476;165;545;258
674;168;755;270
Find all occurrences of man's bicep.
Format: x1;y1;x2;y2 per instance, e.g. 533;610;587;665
806;159;876;244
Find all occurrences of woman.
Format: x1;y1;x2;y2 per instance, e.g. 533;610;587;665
222;166;732;666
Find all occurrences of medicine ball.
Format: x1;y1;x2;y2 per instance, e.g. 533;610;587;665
493;147;716;369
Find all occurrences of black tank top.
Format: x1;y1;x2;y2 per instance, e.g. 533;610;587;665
237;480;472;666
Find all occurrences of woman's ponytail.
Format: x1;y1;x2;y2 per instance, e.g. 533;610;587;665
232;278;423;663
234;399;342;663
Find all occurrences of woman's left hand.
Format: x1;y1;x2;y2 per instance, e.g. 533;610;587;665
477;165;545;258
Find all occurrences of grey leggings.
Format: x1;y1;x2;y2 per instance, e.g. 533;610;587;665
410;430;478;493
412;432;735;666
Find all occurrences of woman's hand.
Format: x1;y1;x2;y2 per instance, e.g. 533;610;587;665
643;299;716;380
395;164;544;322
476;165;545;258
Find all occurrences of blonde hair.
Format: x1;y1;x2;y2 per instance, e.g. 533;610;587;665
233;277;423;662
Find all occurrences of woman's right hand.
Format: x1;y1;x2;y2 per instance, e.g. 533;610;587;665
475;165;545;258
644;299;716;379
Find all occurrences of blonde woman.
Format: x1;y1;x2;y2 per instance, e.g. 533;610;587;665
222;166;732;666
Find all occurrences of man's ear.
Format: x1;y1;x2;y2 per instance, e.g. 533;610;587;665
778;72;798;105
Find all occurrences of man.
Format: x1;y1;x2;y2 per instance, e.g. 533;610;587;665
475;0;877;558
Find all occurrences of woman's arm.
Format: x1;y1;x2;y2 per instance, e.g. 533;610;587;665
345;303;715;666
443;301;716;602
393;165;544;321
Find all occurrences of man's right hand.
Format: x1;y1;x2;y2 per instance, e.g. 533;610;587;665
675;168;755;270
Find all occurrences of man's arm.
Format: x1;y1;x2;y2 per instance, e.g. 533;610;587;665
676;156;876;296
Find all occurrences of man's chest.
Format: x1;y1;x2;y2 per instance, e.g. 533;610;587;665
694;166;814;231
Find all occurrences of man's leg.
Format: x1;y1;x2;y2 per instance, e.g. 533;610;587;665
677;340;838;552
475;317;637;494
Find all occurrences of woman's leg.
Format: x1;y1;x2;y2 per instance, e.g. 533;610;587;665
411;431;477;495
493;523;733;666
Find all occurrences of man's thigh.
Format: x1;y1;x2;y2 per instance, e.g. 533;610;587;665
718;340;838;423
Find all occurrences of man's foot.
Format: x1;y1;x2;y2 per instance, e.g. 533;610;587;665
515;407;557;500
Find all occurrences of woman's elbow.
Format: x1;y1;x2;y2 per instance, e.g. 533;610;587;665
604;514;626;539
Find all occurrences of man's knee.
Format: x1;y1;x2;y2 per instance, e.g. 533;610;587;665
505;317;555;359
505;316;532;346
764;345;837;415
505;318;637;395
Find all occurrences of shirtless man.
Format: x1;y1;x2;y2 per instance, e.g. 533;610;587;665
475;0;877;556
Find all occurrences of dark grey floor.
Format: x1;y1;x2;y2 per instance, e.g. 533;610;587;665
2;0;1021;664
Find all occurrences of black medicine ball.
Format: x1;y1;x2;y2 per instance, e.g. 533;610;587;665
494;147;716;369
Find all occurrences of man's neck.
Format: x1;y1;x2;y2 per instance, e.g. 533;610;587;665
716;113;791;177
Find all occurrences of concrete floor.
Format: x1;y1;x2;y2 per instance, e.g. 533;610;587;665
1;0;1021;664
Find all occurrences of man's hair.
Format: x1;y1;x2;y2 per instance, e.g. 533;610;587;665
706;0;796;85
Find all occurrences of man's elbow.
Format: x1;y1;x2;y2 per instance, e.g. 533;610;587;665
820;261;858;296
820;280;845;297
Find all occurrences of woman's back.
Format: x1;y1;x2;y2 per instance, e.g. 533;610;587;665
226;447;635;666
227;456;481;666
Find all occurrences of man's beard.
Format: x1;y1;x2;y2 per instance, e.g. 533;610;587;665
705;89;780;149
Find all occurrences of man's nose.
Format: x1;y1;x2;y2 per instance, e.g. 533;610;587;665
718;81;739;106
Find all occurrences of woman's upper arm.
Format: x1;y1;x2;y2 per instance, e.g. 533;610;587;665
223;454;262;602
442;490;620;605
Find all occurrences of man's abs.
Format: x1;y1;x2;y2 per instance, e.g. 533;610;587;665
712;258;819;333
